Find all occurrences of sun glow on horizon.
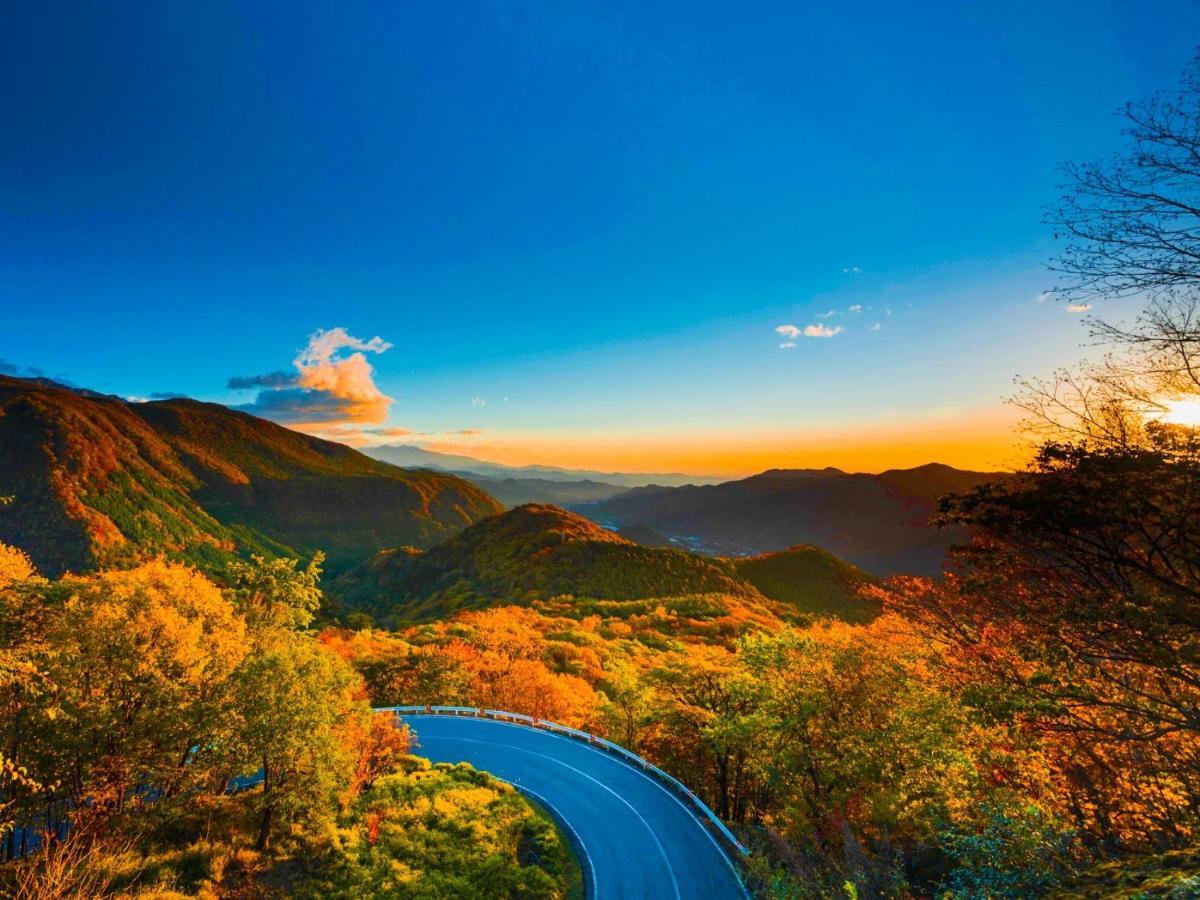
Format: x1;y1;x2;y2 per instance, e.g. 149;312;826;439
1160;397;1200;428
401;406;1027;478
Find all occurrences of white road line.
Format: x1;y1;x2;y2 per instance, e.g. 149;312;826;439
432;734;682;900
415;714;750;899
499;779;599;900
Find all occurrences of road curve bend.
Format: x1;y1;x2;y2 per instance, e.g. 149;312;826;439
400;713;748;900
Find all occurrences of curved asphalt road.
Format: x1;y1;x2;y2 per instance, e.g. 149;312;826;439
401;714;747;900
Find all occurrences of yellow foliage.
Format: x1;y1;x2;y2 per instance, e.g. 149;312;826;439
0;542;34;587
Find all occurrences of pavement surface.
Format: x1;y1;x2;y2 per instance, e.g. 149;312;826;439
401;713;748;900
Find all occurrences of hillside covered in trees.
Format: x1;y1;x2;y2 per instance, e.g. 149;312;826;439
0;547;581;898
0;377;501;577
329;503;874;625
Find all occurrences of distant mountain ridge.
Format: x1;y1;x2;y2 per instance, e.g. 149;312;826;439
363;443;724;488
0;376;501;577
583;462;1009;576
434;470;631;508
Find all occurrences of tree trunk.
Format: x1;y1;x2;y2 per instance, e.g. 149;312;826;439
256;803;274;851
256;756;273;851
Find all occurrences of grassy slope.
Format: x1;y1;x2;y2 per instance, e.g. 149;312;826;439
0;377;501;577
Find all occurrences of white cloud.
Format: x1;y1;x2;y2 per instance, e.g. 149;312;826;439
775;324;802;339
848;304;863;313
1037;291;1052;303
815;310;838;319
869;322;882;331
472;396;487;407
842;266;863;274
229;327;394;430
1066;302;1093;313
778;341;798;350
804;324;844;338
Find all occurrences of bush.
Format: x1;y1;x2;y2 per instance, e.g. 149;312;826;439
938;802;1076;899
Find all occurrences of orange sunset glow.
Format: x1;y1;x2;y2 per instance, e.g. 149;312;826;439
419;406;1026;477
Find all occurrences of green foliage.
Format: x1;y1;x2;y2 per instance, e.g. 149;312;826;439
218;637;368;849
733;544;879;623
938;802;1077;899
294;759;580;899
228;552;325;636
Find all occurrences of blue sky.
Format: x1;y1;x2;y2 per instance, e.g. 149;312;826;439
3;1;1198;474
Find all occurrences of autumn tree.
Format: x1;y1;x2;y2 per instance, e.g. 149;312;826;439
228;553;324;640
647;644;765;822
443;608;598;726
746;625;950;844
357;644;470;708
47;562;246;810
598;657;653;750
220;637;367;850
879;428;1200;848
0;544;49;859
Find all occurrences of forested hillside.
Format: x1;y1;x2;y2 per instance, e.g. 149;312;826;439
332;503;781;622
0;377;501;577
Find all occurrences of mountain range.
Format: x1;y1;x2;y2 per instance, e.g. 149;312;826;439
0;376;500;577
0;375;1004;593
580;464;1008;576
430;471;631;508
363;444;723;488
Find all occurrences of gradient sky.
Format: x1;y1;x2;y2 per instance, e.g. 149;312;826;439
3;2;1199;476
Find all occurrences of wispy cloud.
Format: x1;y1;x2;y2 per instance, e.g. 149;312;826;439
471;396;487;407
847;304;863;313
1037;291;1052;303
229;327;394;431
1066;302;1093;313
228;371;296;390
0;359;46;379
869;322;882;332
842;266;863;274
803;324;844;338
775;322;845;344
815;310;838;319
306;423;486;447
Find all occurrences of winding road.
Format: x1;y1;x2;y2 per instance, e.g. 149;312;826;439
400;713;748;899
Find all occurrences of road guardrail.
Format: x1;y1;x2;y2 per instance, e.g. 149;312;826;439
380;704;750;858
